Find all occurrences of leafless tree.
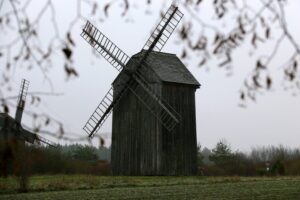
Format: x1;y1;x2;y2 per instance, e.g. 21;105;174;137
0;0;299;140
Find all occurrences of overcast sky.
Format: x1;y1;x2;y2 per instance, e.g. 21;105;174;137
1;0;300;151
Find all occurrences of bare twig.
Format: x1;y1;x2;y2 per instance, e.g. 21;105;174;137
9;0;54;89
0;91;63;101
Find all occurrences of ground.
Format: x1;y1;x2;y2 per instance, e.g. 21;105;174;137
0;175;300;199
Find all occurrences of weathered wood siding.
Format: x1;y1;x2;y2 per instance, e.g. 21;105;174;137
162;83;198;175
111;62;162;175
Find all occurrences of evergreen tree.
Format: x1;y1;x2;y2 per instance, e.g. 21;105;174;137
209;140;233;166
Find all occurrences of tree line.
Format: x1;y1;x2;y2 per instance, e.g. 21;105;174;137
0;143;111;177
197;140;300;176
1;140;299;177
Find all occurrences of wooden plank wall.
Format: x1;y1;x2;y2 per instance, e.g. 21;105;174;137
112;69;162;175
162;84;198;175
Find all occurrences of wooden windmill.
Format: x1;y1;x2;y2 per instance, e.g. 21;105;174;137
0;79;56;147
81;4;200;175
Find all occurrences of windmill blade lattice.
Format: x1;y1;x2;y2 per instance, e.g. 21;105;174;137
16;79;29;110
83;87;114;137
143;4;183;52
36;135;57;148
83;66;181;137
15;79;29;124
81;21;130;72
127;74;181;130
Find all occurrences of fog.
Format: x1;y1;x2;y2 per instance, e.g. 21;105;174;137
1;0;299;151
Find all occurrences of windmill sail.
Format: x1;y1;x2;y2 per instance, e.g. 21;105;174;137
35;135;57;148
15;79;29;124
81;21;130;72
83;87;114;136
81;4;183;138
143;4;183;52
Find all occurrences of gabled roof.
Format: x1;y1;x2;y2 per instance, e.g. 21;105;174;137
131;51;200;87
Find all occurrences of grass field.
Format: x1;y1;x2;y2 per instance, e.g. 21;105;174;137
0;175;300;199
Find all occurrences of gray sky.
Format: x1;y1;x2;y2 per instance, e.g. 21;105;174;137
1;0;299;151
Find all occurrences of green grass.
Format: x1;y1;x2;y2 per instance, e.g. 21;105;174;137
0;175;300;199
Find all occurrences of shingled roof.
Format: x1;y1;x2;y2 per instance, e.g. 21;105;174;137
131;51;200;87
